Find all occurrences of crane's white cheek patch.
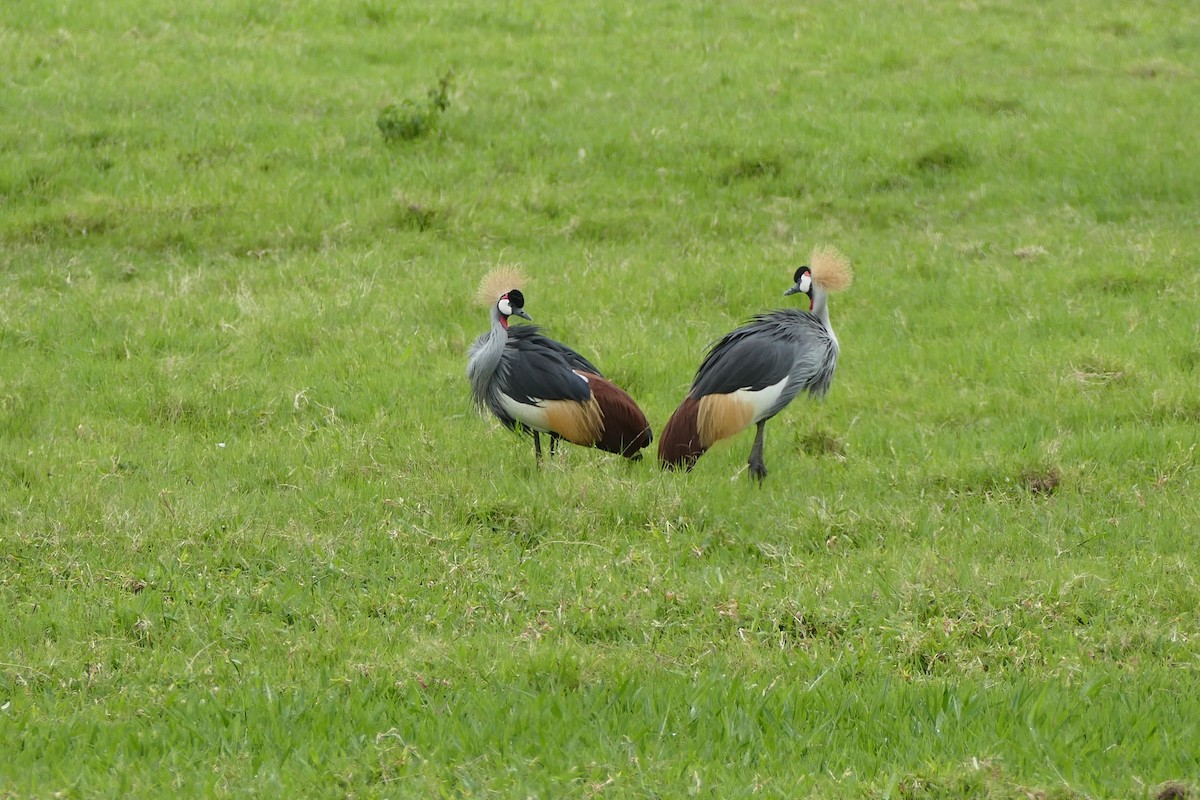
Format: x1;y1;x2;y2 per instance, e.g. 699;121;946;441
498;392;551;432
497;298;513;317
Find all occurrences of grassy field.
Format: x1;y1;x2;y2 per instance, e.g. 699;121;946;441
2;0;1199;796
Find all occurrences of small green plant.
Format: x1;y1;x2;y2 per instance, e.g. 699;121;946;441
377;70;454;143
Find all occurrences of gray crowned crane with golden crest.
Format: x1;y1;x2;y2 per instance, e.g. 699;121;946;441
468;267;652;464
658;247;853;482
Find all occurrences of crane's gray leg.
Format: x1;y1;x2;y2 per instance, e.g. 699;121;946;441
747;420;768;484
533;431;543;464
549;434;559;457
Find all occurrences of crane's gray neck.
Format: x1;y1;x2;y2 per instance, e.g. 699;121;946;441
811;286;833;329
467;306;508;407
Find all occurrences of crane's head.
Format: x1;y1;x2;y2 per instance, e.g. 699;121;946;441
496;288;532;328
783;247;853;311
784;266;814;310
475;266;532;328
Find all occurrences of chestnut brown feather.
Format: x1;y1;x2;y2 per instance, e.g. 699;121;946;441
581;373;653;458
657;396;707;470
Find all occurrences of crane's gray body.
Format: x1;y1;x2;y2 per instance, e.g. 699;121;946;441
658;268;844;480
688;294;839;423
467;307;593;433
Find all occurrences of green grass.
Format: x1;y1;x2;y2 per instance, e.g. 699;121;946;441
2;0;1199;796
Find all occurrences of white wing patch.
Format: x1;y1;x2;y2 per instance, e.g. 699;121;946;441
734;376;789;424
497;372;590;433
498;392;551;432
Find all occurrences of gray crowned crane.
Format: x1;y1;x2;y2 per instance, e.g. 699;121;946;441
468;267;652;464
658;247;853;482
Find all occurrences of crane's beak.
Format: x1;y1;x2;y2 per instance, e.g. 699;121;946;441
784;277;814;310
513;308;533;321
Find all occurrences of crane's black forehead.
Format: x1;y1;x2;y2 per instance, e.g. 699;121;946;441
793;266;811;283
505;289;526;307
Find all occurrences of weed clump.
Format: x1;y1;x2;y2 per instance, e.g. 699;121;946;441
1156;782;1193;800
392;192;443;232
939;462;1062;500
1020;466;1060;496
914;142;972;174
377;71;454;143
719;154;785;184
798;427;845;457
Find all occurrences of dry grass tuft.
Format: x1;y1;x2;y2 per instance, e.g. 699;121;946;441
1021;466;1061;496
1013;244;1047;260
1069;365;1126;385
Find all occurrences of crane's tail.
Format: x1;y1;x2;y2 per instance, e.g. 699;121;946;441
657;396;707;470
583;373;653;459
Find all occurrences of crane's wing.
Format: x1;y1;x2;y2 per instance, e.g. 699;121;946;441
689;317;797;397
507;324;603;376
499;332;593;405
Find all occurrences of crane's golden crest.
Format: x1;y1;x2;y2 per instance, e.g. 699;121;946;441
809;246;853;293
475;266;528;308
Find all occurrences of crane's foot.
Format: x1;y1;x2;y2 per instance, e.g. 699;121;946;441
747;421;769;485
